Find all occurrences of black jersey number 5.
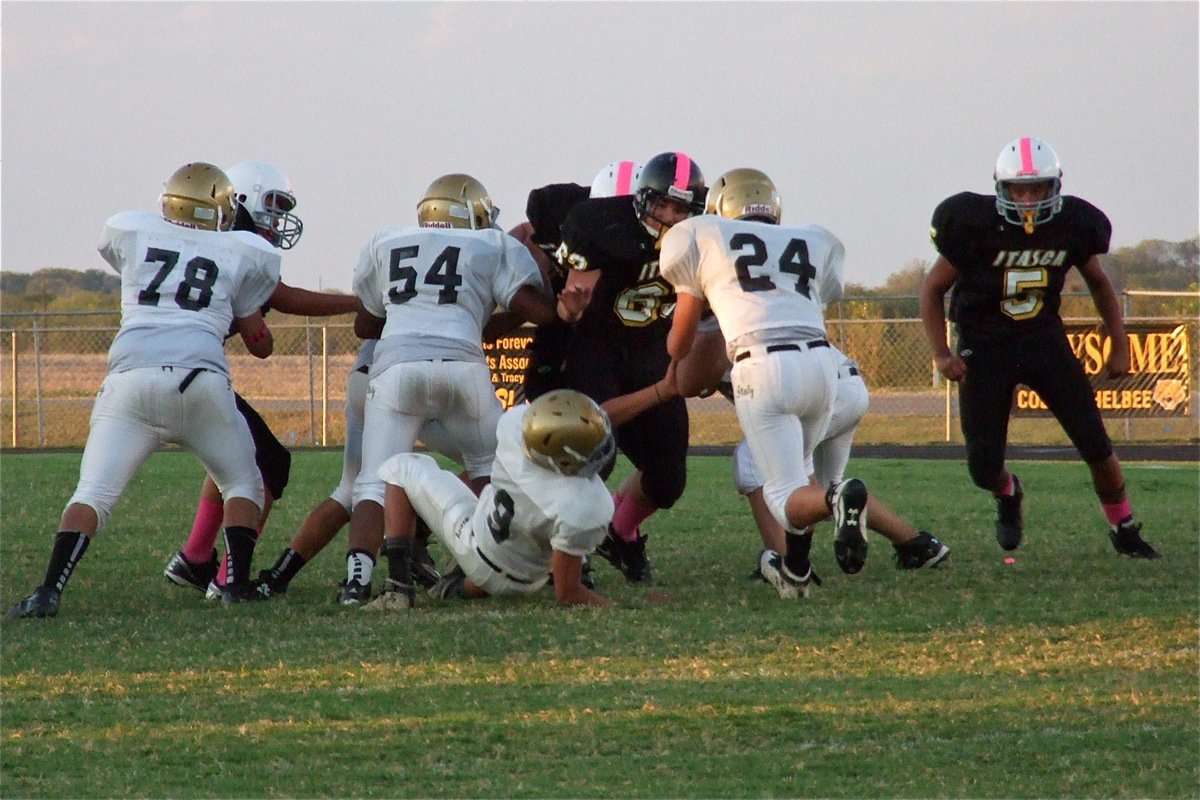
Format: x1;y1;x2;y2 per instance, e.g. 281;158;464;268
730;233;815;298
137;247;219;311
388;245;464;305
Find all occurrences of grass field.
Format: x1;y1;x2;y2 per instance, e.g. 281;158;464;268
1;450;1197;799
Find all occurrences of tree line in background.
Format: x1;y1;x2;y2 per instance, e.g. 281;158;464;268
2;237;1196;319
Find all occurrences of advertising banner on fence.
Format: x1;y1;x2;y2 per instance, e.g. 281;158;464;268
1014;323;1191;417
484;331;535;410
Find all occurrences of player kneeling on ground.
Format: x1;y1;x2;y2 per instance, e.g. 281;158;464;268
363;390;617;609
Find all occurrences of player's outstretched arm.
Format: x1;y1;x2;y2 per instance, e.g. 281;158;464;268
551;549;610;606
268;282;363;317
600;361;678;428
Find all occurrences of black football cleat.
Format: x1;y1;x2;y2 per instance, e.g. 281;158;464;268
1109;520;1161;559
429;564;469;600
618;534;654;584
220;582;267;605
893;531;950;569
7;587;62;619
994;475;1024;551
830;478;869;574
594;526;624;570
336;579;372;606
164;550;219;593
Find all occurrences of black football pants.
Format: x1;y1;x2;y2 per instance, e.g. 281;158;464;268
958;331;1113;491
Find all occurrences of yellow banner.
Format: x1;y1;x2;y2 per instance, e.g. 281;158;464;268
484;332;535;410
1014;323;1191;417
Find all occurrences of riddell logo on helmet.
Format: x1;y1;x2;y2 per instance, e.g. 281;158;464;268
422;222;453;228
743;204;773;215
666;186;694;202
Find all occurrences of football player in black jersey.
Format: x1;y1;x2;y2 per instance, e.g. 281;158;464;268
919;138;1159;559
511;161;641;400
554;151;706;583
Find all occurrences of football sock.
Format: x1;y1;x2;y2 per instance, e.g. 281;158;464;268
383;537;414;585
414;515;433;545
181;497;225;564
783;528;814;578
265;547;307;588
1102;499;1133;527
215;526;264;586
346;549;375;587
222;526;257;586
612;493;655;543
996;473;1016;497
42;531;90;594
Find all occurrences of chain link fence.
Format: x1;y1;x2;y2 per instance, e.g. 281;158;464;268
2;293;1196;450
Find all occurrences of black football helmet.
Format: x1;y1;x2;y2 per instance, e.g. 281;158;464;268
633;151;706;219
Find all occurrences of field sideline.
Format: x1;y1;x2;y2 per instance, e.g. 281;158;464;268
1;451;1197;798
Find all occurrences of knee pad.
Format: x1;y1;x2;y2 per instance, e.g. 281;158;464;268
329;482;355;515
221;476;266;512
377;452;439;491
732;440;763;496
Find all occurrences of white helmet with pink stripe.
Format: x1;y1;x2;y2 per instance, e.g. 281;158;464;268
590;160;644;198
634;151;706;220
994;137;1063;232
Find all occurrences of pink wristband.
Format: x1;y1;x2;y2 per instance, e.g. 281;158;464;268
245;321;270;346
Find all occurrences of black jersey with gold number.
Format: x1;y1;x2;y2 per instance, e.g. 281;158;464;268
557;194;673;339
525;182;590;293
930;191;1110;346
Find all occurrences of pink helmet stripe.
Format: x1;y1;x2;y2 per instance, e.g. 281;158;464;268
673;153;692;189
616;161;635;196
1018;137;1037;176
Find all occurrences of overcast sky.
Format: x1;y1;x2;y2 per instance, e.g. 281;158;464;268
2;2;1196;292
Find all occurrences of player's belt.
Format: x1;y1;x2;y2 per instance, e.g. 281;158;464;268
734;339;829;363
475;547;535;585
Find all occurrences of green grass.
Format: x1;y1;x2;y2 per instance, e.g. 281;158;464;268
2;451;1197;798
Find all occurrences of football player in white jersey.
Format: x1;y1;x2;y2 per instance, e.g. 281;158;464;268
252;338;463;598
338;174;588;605
162;160;364;598
8;163;281;618
676;320;950;589
365;390;617;608
660;167;874;599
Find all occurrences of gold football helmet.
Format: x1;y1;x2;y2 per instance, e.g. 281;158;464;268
416;173;498;229
521;389;615;478
160;162;237;231
705;168;782;224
